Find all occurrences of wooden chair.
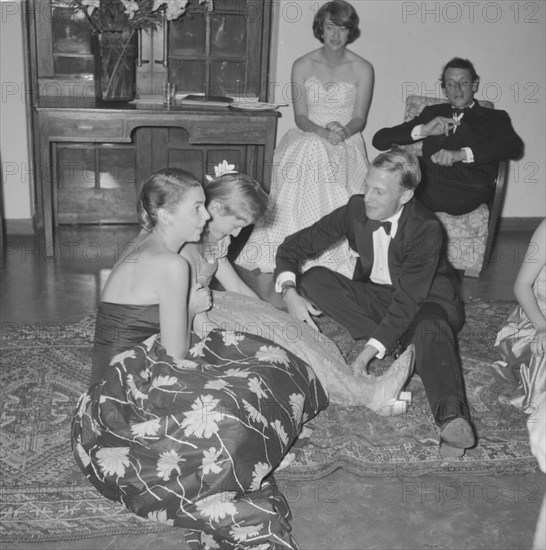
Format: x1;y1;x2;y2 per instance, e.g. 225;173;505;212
401;95;508;278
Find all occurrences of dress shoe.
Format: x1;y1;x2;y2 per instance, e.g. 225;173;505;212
438;416;476;458
368;344;415;416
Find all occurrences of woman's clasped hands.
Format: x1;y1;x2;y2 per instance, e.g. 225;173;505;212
322;121;350;145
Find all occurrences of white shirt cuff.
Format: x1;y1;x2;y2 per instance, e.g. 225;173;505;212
275;271;296;293
366;338;386;359
461;147;474;163
411;125;424;140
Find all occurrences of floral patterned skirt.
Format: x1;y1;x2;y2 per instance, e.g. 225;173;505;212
71;329;328;549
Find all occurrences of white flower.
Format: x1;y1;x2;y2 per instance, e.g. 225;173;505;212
271;420;289;446
96;447;131;478
205;379;230;391
255;345;290;366
206;160;237;182
156;449;185;480
248;377;267;399
147;509;174;525
195;492;238;523
181;395;224;438
151;375;179;388
243;400;268;426
81;0;100;16
289;393;305;421
121;0;139;19
230;523;264;542
190;337;210;357
126;374;148;401
249;462;271;491
201;447;222;475
222;331;245;347
131;417;161;437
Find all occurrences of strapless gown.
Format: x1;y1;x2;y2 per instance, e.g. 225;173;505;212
71;301;327;549
235;76;369;278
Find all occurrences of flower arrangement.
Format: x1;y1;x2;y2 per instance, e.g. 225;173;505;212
69;0;213;101
73;0;212;32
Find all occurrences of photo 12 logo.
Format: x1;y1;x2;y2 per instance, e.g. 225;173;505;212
401;2;541;24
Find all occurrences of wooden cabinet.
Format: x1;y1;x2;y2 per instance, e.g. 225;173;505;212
25;0;278;249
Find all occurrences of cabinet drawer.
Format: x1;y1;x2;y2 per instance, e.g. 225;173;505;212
46;115;125;141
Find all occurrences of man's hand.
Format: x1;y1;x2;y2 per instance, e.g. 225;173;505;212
351;344;378;377
430;149;466;166
284;288;322;330
421;116;459;137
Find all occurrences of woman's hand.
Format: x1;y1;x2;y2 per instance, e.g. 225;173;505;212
317;126;344;145
189;283;212;316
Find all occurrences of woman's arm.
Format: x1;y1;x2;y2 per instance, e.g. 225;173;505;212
156;254;193;359
215;259;260;299
514;219;546;354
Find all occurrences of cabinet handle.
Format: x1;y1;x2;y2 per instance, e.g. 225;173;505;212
137;29;150;66
77;124;94;131
155;17;168;67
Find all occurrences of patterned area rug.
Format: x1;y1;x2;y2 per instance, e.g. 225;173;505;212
0;298;538;542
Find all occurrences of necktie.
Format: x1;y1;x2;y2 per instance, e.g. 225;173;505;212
369;219;392;236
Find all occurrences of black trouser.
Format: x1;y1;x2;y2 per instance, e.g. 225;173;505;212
415;157;493;216
301;266;470;425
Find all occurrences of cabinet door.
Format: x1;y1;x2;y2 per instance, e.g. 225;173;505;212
136;0;273;100
136;128;249;184
28;0;95;99
55;143;138;224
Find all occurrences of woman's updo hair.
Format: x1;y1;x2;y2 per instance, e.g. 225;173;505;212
137;168;202;231
204;173;268;224
313;0;361;44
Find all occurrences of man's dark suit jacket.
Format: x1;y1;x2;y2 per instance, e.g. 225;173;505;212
275;195;465;353
372;102;523;197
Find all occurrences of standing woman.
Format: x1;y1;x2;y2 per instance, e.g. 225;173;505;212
236;0;373;277
72;168;327;549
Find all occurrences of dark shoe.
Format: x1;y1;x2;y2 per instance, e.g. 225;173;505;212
439;417;476;458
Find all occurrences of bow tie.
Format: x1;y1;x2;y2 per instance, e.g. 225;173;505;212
368;219;392;235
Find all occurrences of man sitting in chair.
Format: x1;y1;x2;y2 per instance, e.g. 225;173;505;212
372;57;522;215
275;149;474;459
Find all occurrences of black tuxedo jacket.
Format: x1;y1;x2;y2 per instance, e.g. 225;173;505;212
372;102;523;190
275;196;465;352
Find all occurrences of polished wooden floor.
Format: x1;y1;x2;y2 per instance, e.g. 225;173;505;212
1;223;544;550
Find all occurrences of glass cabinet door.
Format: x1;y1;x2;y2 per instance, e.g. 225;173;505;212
167;0;271;99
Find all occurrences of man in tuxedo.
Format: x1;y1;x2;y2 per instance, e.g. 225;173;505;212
372;57;522;215
275;149;474;458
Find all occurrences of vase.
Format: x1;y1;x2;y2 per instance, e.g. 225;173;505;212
92;29;137;102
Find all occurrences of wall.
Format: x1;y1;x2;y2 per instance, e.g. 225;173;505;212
1;0;544;221
0;0;33;222
271;0;546;218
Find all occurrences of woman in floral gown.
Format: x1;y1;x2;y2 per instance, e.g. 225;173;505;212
494;218;545;413
235;0;372;278
182;169;414;414
71;168;327;550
